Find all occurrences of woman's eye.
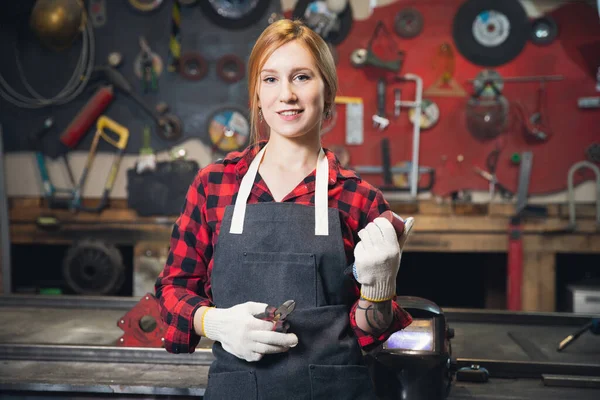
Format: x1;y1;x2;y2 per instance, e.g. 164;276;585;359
295;74;309;81
263;77;276;83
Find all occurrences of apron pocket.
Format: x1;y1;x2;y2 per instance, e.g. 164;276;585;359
241;251;317;309
308;364;377;400
204;370;257;400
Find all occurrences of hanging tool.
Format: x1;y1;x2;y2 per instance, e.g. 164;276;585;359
557;318;600;352
255;300;296;333
586;143;600;164
136;126;156;174
167;0;181;72
88;0;107;27
473;166;513;200
137;36;159;93
393;89;401;118
335;96;363;145
507;151;533;311
567;161;600;232
408;99;439;130
424;43;467;97
59;85;115;151
31;118;79;209
376;138;435;193
372;78;389;130
72;116;130;213
350;21;404;72
393;7;424;39
97;66;182;141
578;96;600;108
393;74;424;199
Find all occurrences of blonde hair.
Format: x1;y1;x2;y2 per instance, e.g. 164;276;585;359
247;19;338;145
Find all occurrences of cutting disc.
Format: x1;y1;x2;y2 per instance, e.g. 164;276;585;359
409;99;440;129
394;7;424;38
208;108;250;152
198;0;270;29
452;0;529;67
473;69;504;97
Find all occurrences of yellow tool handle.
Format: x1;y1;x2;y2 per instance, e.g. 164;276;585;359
96;115;129;149
335;96;363;104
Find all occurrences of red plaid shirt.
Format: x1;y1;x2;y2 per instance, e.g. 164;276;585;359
155;141;412;354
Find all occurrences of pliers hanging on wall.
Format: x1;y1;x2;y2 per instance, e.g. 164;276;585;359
255;300;296;333
139;37;158;93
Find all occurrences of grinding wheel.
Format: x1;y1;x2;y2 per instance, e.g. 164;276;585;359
394;7;424;39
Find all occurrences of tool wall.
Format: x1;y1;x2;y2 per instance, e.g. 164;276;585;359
0;0;598;198
315;0;599;197
0;0;280;158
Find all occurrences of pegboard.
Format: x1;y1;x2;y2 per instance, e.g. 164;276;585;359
0;0;282;158
315;0;600;197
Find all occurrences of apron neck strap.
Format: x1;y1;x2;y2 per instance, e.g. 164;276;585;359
230;144;329;236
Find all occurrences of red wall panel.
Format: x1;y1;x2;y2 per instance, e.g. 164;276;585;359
317;0;599;196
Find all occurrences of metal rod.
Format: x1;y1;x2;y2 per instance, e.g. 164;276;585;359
467;75;564;83
0;294;139;310
0;343;215;365
445;308;596;327
455;358;600;379
0;382;205;397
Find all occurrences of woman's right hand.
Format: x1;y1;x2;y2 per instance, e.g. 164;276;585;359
197;302;298;362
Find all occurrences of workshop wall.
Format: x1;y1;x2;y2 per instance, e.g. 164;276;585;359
1;0;599;203
316;0;600;197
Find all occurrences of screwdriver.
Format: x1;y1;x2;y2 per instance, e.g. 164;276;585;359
557;318;600;352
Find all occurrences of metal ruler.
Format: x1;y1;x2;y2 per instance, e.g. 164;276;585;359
335;96;363;145
515;151;533;215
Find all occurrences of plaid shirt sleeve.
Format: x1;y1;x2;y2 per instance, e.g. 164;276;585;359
155;170;214;354
346;189;413;352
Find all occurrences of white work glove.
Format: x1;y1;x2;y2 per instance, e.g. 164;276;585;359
353;217;414;302
202;301;298;362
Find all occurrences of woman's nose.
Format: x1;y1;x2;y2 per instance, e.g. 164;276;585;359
279;82;297;103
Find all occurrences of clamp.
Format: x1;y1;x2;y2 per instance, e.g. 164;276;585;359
567;160;600;232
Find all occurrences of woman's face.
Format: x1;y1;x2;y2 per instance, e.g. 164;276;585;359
258;40;326;140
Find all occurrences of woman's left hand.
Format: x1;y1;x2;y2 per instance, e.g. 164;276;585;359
353;217;414;302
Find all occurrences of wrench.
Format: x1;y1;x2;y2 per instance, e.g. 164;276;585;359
372;78;390;130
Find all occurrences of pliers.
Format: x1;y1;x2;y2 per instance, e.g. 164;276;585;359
473;166;514;199
255;299;295;333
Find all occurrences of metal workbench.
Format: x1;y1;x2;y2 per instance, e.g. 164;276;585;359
0;295;599;399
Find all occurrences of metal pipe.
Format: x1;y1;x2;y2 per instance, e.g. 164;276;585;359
467;75;564;83
398;73;423;199
567;160;600;231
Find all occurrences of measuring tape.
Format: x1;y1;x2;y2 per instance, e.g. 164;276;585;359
335;96;363;145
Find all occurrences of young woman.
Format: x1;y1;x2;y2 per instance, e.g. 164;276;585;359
156;19;414;400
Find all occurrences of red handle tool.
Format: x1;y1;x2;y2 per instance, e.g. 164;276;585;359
59;85;115;149
256;300;296;333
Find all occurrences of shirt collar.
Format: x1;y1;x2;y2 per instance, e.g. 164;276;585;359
223;141;360;184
